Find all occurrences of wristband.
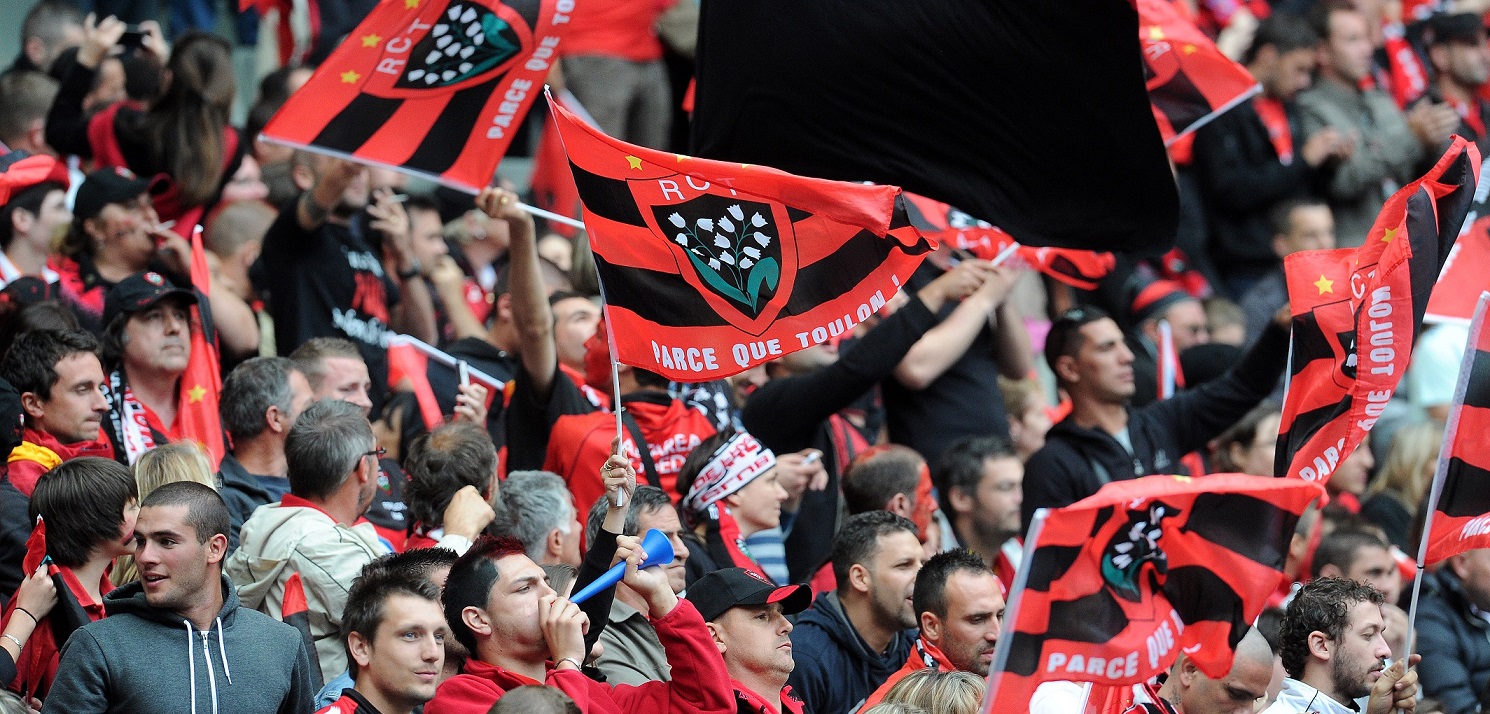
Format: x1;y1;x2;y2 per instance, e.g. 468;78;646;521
14;608;37;624
555;657;583;671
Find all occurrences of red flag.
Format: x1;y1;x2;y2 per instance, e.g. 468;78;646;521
281;573;324;687
551;95;934;382
386;334;503;431
983;474;1324;713
259;0;570;191
1276;138;1479;483
1426;215;1490;324
1138;0;1261;146
902;193;1116;291
179;228;226;468
530;91;587;237
1424;292;1490;565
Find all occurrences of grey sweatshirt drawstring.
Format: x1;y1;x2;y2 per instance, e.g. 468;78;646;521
215;617;233;684
183;621;197;714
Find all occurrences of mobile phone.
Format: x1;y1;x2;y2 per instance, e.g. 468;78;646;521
120;24;146;49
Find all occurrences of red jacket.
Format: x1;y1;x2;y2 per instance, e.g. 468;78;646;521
5;565;111;699
424;599;733;714
860;638;957;710
732;681;804;714
7;426;115;497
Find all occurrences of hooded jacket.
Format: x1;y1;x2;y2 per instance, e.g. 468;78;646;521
225;496;389;685
217;453;286;555
41;575;316;714
786;591;915;714
1259;678;1357;714
1416;568;1490;713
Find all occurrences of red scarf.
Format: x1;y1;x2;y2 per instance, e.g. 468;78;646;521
1253;97;1294;165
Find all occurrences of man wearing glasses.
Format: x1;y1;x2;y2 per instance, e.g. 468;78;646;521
227;399;489;685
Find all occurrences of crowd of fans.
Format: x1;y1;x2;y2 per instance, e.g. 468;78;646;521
0;0;1485;712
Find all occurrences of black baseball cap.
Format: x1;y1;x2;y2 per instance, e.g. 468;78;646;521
1427;12;1487;46
103;271;197;327
686;568;811;622
73;167;166;222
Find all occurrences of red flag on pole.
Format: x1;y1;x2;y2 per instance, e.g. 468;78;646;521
901;192;1116;290
1137;0;1261;146
551;95;935;382
983;474;1324;713
1423;291;1490;565
530;90;588;237
259;0;570;191
1425;215;1490;325
179;227;226;468
1276;138;1479;482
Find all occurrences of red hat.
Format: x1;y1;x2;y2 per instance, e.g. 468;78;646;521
0;151;70;207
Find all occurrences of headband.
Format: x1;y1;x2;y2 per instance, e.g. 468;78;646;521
682;432;776;515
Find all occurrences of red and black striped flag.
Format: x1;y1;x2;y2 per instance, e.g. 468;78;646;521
983;474;1324;712
551;95;934;382
901;193;1116;291
1424;292;1490;565
1276;138;1479;483
1137;0;1261;146
259;0;568;191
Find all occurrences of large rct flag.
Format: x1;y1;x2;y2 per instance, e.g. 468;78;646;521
984;474;1325;713
259;0;567;190
1424;292;1490;565
1276;138;1479;483
690;0;1178;255
1137;0;1261;146
902;193;1116;291
552;96;935;382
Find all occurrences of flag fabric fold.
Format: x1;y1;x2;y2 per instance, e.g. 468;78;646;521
901;193;1116;291
983;474;1325;713
689;0;1178;255
551;95;935;382
1424;292;1490;565
259;0;568;191
1276;138;1479;482
1137;0;1262;146
386;334;503;431
180;228;226;468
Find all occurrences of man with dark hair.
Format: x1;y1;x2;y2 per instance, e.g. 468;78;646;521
316;565;448;714
1239;198;1335;343
10;0;82;75
1022;304;1288;531
1193;12;1347;297
0;148;67;286
1311;528;1402;605
1263;577;1417;714
937;436;1022;590
218;356;315;552
1297;3;1446;247
425;534;734;712
46;481;317;713
0;71;60;158
6;456;135;698
0;328;113;497
863;549;1004;709
583;485;691;685
403;422;500;551
97;271;200;465
1420;13;1490;153
1417;548;1490;712
788;511;922;714
1136;628;1274;714
841;445;939;557
398;194;489;348
687;568;812;714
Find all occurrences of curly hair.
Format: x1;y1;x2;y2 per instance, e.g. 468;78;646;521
1279;577;1384;678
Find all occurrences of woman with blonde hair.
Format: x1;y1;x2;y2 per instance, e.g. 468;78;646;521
881;669;985;714
111;442;218;586
1362;421;1442;550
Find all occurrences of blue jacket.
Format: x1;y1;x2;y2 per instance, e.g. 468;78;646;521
786;591;914;714
1417;569;1490;714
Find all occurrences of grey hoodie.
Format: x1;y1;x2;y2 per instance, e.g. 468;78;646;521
41;575;316;714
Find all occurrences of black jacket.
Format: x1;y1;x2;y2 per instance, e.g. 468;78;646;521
787;591;914;714
1192;98;1321;279
1022;321;1289;531
1418;568;1490;713
741;296;938;583
218;454;278;556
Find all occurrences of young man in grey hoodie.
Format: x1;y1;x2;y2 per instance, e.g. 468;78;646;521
43;481;317;713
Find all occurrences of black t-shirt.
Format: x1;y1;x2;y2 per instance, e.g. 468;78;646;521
880;260;1010;469
503;360;595;473
258;198;400;409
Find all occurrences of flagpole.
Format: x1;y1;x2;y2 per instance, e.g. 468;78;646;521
982;509;1048;713
1158;319;1175;400
1403;290;1490;664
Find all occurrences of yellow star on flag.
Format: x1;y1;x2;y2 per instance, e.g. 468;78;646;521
625;155;643;170
1381;226;1398;243
404;0;419;7
340;70;361;84
361;34;381;48
675;154;687;163
1182;44;1197;54
187;384;207;404
1314;274;1334;295
1149;26;1165;41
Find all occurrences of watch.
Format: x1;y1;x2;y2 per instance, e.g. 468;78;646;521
398;258;423;280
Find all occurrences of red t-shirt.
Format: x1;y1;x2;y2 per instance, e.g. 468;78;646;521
558;0;675;62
